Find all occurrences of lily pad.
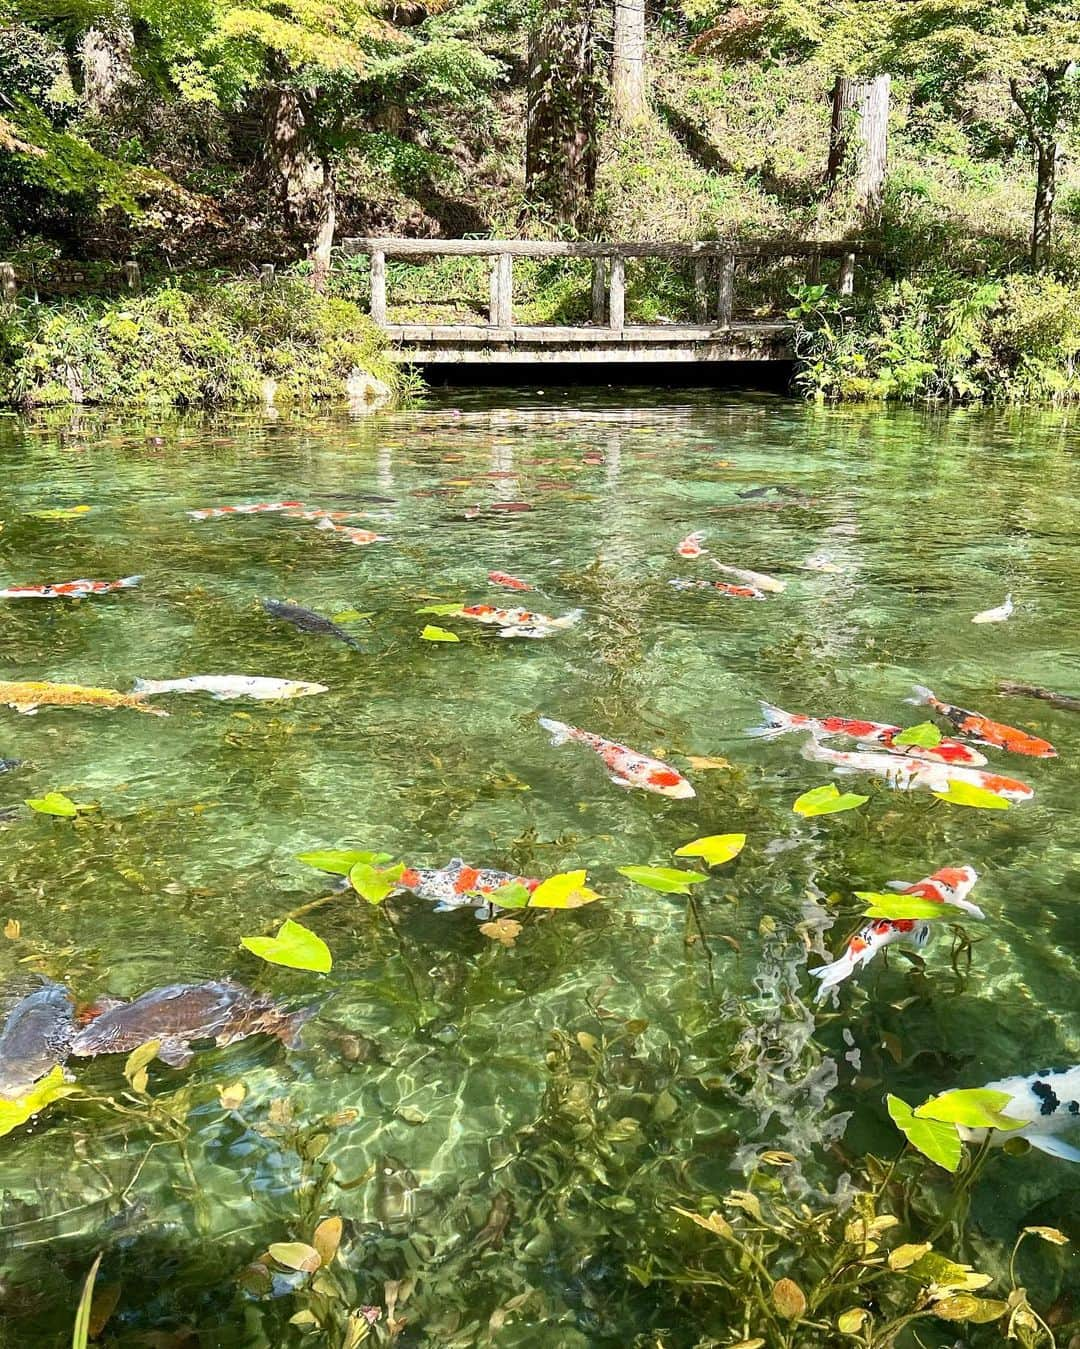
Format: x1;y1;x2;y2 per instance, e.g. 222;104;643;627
674;833;746;867
25;792;81;818
420;624;460;642
528;870;601;908
931;781;1010;810
617;865;708;895
855;891;950;922
241;918;332;973
0;1066;78;1137
886;1094;961;1172
349;860;406;905
487;881;533;909
892;721;942;748
793;784;869;817
296;848;393;875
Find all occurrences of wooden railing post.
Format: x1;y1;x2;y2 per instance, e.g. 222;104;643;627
260;263;275;290
693;257;708;322
370;249;387;323
488;255;500;325
591;257;608;324
838;250;856;296
717;253;736;327
806;251;821;285
495;252;513;326
0;262;16;305
609;254;625;331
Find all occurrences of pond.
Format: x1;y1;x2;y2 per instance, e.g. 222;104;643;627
0;390;1077;1347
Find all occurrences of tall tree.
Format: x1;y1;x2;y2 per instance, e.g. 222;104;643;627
826;73;890;218
612;0;646;127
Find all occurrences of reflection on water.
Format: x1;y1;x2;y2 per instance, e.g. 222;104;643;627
0;390;1078;1344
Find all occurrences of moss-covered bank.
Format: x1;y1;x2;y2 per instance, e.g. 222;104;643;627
0;278;401;410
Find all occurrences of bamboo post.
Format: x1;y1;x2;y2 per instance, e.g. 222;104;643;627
369;249;387;323
609;254;625;331
591;257;608;324
717;253;736;326
839;250;856;296
122;260;140;291
260;263;275;289
0;262;16;304
693;257;708;322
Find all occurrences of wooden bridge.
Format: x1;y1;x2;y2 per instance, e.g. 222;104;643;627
341;237;871;366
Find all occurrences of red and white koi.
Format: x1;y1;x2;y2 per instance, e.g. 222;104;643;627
0;575;141;599
801;735;1033;801
459;604;581;639
750;702;988;767
711;560;786;593
314;518;389;546
670;578;766;600
676;530;708;559
488;571;532;592
187;501;302;521
811;865;982;998
396;858;540;916
539;716;695;798
910;685;1056;759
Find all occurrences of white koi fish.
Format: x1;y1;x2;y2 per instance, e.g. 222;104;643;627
750;702;988;767
676;530;708;559
539;716;695;798
711;560;786;593
956;1067;1080;1163
132;676;328;701
801;736;1033;802
972;593;1014;624
187;501;302;521
0;576;141;599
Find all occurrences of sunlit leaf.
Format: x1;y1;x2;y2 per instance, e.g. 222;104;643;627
487;881;532;909
931;1295;1009;1323
617;865;708;895
931;781;1010;810
1022;1226;1069;1246
123;1040;161;1093
855;891;949;921
837;1308;869;1334
772;1278;807;1320
479;917;522;946
415;603;466;616
914;1088;1025;1131
296;848;393;874
312;1216;343;1265
528;870;601;908
793;784;869;816
241;919;332;973
25;792;81;817
674;833;746;867
673;1206;733;1238
29;505;92;520
892;721;942;747
886;1094;962;1172
888;1242;932;1270
268;1241;321;1273
420;624;460;642
0;1066;78;1137
348;861;406;905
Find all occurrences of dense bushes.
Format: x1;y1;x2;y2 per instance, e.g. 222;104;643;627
0;278;399;408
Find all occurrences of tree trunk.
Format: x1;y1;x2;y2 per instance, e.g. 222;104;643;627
265;88;335;289
526;0;599;228
612;0;646;128
826;73;889;218
1031;139;1057;270
80;19;134;114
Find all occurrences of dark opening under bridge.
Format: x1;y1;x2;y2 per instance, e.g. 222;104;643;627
341;236;873;366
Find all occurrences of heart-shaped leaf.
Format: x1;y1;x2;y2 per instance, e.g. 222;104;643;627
487;881;532;909
528;870;601;908
914;1088;1025;1131
348;861;406;905
855;891;950;921
674;833;746;867
0;1066;78;1137
268;1242;322;1273
415;603;466;616
618;865;708;895
793;784;869;816
892;721;943;748
887;1094;962;1172
420;624;460;642
296;849;393;874
932;781;1011;810
241;919;332;973
25;792;81;817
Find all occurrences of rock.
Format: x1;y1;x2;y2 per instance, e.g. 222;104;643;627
345;367;392;410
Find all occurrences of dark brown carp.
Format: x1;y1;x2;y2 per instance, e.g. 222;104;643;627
70;980;313;1068
0;980;76;1097
999;681;1080;713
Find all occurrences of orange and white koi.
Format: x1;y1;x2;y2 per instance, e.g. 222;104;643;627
396;858;540;916
711;560;786;593
314;519;389;546
187;501;302;521
909;685;1056;759
676;530;708;559
539;716;695;798
0;576;141;599
460;604;581;639
488;572;532;592
811;865;982;998
801;735;1033;801
670;578;766;600
750;702;988;767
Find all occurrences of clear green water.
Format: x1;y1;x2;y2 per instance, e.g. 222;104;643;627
0;393;1077;1346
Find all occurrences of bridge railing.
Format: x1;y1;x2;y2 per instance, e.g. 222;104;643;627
340;237;876;331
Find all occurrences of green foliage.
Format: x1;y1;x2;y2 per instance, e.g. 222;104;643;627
617;864;708;895
241;918;333;972
793;783;869;815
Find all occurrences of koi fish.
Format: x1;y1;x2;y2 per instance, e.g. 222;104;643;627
972;593;1014;624
0;576;141;599
539;716;695;798
488;572;532;592
314;519;389;546
261;599;360;649
955;1067;1080;1163
909;685;1056;758
810;865;982;998
800;554;843;573
750;702;988;767
396;858;540;917
132;675;327;700
283;508;370;522
669;579;767;600
711;561;786;593
801;735;1033;801
999;681;1080;713
676;530;708;559
0;680;167;716
459;605;582;639
0;981;75;1097
187;501;302;521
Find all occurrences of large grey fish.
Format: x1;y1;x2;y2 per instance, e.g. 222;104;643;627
261;598;360;650
999;681;1080;713
70;980;314;1068
0;980;76;1097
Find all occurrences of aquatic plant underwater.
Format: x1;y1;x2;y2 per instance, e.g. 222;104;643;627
0;394;1077;1346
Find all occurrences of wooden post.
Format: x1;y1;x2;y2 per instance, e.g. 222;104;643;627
591;257;607;324
806;251;821;285
609;254;625;331
839;250;856;296
693;257;708;322
370;249;387;323
122;260;140;291
260;263;275;290
489;255;500;325
495;252;513;326
717;253;735;326
0;262;16;304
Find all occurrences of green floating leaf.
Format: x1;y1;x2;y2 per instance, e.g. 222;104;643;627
886;1094;962;1172
931;781;1010;810
349;860;406;905
855;891;949;922
0;1066;78;1138
29;505;92;520
674;833;746;867
241;918;332;973
488;881;533;910
415;603;466;616
914;1088;1025;1132
329;610;374;623
892;721;943;748
296;848;393;875
420;624;460;643
25;792;81;818
617;865;709;895
528;870;601;908
793;784;869;817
